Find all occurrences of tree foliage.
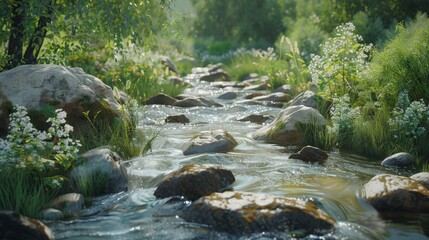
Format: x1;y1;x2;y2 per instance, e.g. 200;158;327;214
191;0;285;47
0;0;170;70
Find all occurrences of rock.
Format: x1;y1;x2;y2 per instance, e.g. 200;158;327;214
289;145;328;163
288;91;330;115
211;82;245;89
70;148;128;196
160;56;179;74
244;92;265;99
381;152;414;167
49;193;84;218
242;75;269;86
40;208;64;221
200;69;231;82
180;191;335;234
154;164;235;201
243;83;269;91
168;76;192;88
165;114;190;124
273;84;293;95
363;174;429;212
0;211;53;240
217;91;237;100
207;63;224;73
410;172;429;189
252;105;326;146
182;129;238;155
236;114;274;125
252;92;292;103
173;97;222;108
0;64;124;136
145;93;177;106
234;99;284;108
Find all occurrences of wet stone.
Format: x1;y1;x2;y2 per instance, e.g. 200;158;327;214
289;145;328;163
173;97;222;108
364;174;429;212
49;193;84;218
410;172;429;189
381;152;414;167
236;114;274;125
182;129;238;155
217;91;237;100
165;114;190;124
154;164;235;201
180;191;335;235
0;211;53;240
145;93;177;106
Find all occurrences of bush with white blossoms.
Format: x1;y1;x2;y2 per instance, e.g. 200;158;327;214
330;94;359;137
389;90;429;139
0;106;81;172
309;22;372;96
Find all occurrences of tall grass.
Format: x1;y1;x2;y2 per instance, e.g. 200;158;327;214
0;166;58;218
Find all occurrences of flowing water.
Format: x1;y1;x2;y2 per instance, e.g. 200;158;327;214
48;74;429;239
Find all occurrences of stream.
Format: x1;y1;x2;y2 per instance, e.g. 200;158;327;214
47;72;429;239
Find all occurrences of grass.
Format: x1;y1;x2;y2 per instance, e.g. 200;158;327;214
71;166;110;197
0;166;59;218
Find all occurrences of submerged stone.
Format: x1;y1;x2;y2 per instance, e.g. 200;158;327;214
364;174;429;212
181;191;335;234
154;164;235;201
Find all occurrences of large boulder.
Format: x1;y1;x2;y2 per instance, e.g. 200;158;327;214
154;164;235;201
252;105;326;146
182;129;238;155
0;64;124;136
289;145;328;164
381;152;414;167
180;191;335;234
0;211;53;240
363;174;429;212
70;148;128;196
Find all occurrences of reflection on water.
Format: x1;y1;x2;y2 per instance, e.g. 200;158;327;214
48;79;428;239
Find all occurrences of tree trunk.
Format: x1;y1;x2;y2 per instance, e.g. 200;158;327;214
23;1;53;64
6;1;25;69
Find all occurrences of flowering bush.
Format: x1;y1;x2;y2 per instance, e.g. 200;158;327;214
389;90;429;139
330;94;358;137
0;106;81;173
309;22;372;96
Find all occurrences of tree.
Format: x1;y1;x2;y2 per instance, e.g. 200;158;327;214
0;0;170;70
191;0;285;47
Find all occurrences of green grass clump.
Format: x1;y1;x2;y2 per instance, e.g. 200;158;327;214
366;15;429;108
0;166;58;218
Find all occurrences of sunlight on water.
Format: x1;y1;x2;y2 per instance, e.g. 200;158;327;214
47;77;429;240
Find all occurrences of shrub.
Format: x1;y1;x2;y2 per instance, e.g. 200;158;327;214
365;15;429;107
309;22;372;99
